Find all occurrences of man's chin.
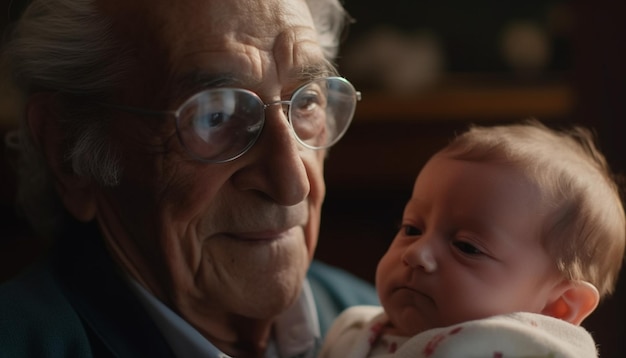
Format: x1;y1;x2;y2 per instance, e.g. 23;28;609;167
235;275;305;320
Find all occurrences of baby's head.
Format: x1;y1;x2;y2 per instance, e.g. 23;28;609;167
376;120;625;336
441;120;625;296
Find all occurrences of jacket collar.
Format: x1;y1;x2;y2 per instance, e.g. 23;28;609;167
52;222;176;357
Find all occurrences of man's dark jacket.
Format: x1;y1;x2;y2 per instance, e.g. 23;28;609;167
0;223;378;357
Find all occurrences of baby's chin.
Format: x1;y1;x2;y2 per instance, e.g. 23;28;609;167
384;309;441;336
382;293;442;335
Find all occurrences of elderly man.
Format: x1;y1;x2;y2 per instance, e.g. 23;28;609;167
0;0;378;357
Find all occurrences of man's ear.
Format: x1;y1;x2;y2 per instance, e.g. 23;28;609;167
26;93;97;222
541;280;600;325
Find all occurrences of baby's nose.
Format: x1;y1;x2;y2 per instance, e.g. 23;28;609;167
402;237;437;273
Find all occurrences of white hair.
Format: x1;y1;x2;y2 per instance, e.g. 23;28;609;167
2;0;350;236
306;0;351;60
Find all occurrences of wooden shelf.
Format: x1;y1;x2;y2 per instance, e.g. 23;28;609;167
354;83;574;122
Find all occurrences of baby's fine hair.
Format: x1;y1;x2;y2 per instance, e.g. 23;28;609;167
437;119;625;298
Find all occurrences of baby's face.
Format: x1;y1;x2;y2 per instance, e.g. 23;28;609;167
376;155;564;336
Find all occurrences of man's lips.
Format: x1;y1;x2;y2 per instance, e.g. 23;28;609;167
222;227;299;241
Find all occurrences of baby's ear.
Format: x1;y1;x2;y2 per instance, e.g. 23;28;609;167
541;280;599;325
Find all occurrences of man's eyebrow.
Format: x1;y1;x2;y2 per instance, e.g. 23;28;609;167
168;72;243;100
168;62;339;100
295;62;339;81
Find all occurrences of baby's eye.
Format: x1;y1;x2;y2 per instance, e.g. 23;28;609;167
402;225;423;236
452;241;483;255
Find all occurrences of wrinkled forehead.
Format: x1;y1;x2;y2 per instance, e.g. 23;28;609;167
102;0;313;42
96;0;324;100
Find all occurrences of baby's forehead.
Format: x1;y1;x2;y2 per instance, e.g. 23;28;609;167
413;156;548;225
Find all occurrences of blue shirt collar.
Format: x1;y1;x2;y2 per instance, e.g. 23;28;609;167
127;277;320;358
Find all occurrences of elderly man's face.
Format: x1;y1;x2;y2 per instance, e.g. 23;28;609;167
92;0;329;327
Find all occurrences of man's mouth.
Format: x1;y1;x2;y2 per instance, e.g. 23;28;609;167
222;227;299;242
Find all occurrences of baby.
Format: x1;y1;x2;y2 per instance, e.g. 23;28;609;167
320;120;625;358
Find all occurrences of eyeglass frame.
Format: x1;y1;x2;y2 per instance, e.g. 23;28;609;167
97;76;361;163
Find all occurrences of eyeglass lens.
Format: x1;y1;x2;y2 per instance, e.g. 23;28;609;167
176;77;358;163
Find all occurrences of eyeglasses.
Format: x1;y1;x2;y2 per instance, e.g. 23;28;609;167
100;76;361;163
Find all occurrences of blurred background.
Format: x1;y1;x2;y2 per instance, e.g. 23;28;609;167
0;0;624;356
313;1;626;357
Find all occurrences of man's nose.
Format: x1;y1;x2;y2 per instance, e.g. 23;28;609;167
230;105;310;205
402;235;437;273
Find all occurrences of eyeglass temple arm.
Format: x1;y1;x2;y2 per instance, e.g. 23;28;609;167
94;102;176;118
96;89;361;117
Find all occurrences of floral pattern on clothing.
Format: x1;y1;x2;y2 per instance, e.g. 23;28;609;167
319;306;597;358
423;326;463;356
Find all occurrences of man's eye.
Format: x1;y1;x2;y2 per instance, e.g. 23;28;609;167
293;92;322;112
452;241;483;255
402;225;422;236
196;112;229;129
